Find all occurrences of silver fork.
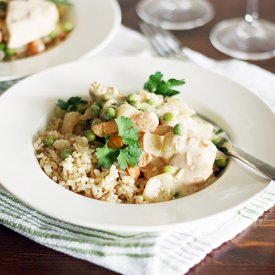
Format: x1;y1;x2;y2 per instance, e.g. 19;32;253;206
140;22;189;60
140;22;275;181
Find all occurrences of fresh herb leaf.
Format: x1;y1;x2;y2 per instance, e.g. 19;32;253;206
96;143;119;168
115;116;139;146
117;146;142;169
215;128;224;135
96;116;142;169
144;71;163;92
56;96;88;112
143;71;185;97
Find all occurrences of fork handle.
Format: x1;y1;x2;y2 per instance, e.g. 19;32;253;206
229;145;275;181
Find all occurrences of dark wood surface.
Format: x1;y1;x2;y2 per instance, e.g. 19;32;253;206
1;0;275;274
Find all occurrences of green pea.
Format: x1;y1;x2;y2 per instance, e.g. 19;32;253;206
90;104;101;117
101;94;111;101
63;21;74;32
5;48;15;57
49;30;57;39
173;123;185;136
44;135;55;147
127;93;139;103
162;165;175;173
104;107;116;120
146;99;155;106
61;149;73;160
85;130;96;142
163;112;174;122
215;158;227;168
130;101;141;110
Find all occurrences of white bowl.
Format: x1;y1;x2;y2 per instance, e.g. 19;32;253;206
0;0;121;81
0;57;274;232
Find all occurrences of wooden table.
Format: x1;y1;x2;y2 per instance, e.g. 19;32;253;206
0;0;274;274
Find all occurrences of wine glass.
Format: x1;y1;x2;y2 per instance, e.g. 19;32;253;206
210;0;275;60
136;0;214;30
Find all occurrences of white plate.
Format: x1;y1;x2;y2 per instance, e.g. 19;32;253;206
0;0;121;81
0;57;274;232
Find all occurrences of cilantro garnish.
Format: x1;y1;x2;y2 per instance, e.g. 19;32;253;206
116;116;140;146
56;96;88;112
117;146;142;169
96;144;119;168
95;116;142;169
144;71;185;97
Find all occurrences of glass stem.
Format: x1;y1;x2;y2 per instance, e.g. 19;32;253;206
245;0;259;24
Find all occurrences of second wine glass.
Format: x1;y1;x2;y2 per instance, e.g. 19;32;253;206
210;0;275;60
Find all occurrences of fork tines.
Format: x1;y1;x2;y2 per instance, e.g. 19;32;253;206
139;22;184;58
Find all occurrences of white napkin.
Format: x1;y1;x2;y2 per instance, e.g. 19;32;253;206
0;26;274;275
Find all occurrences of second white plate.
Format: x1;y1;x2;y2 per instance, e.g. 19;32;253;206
0;0;121;81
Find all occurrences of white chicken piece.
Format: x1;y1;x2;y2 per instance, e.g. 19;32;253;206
138;89;164;106
116;103;140;118
175;116;214;140
143;131;217;202
89;82;120;100
156;97;195;119
170;134;217;184
116;103;159;132
6;0;59;49
157;97;214;139
143;131;186;159
143;133;164;157
131;111;159;132
143;173;176;202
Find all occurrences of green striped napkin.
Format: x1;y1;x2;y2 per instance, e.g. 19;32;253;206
0;26;275;275
1;184;274;275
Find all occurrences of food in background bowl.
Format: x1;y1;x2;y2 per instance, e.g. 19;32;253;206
33;72;228;204
0;0;74;61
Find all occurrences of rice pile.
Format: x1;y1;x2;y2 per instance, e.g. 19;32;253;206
34;117;147;204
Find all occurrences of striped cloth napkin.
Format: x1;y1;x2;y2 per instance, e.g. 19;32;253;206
0;26;275;275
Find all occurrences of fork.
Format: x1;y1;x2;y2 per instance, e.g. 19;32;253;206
139;22;189;60
139;22;275;181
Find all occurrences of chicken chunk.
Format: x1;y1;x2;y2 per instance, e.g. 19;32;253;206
6;0;59;48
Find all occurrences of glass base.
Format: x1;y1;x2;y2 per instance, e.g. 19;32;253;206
136;0;214;30
210;18;275;60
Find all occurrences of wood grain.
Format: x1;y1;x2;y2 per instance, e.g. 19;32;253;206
0;0;274;274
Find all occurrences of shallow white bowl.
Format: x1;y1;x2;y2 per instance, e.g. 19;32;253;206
0;57;274;232
0;0;121;81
